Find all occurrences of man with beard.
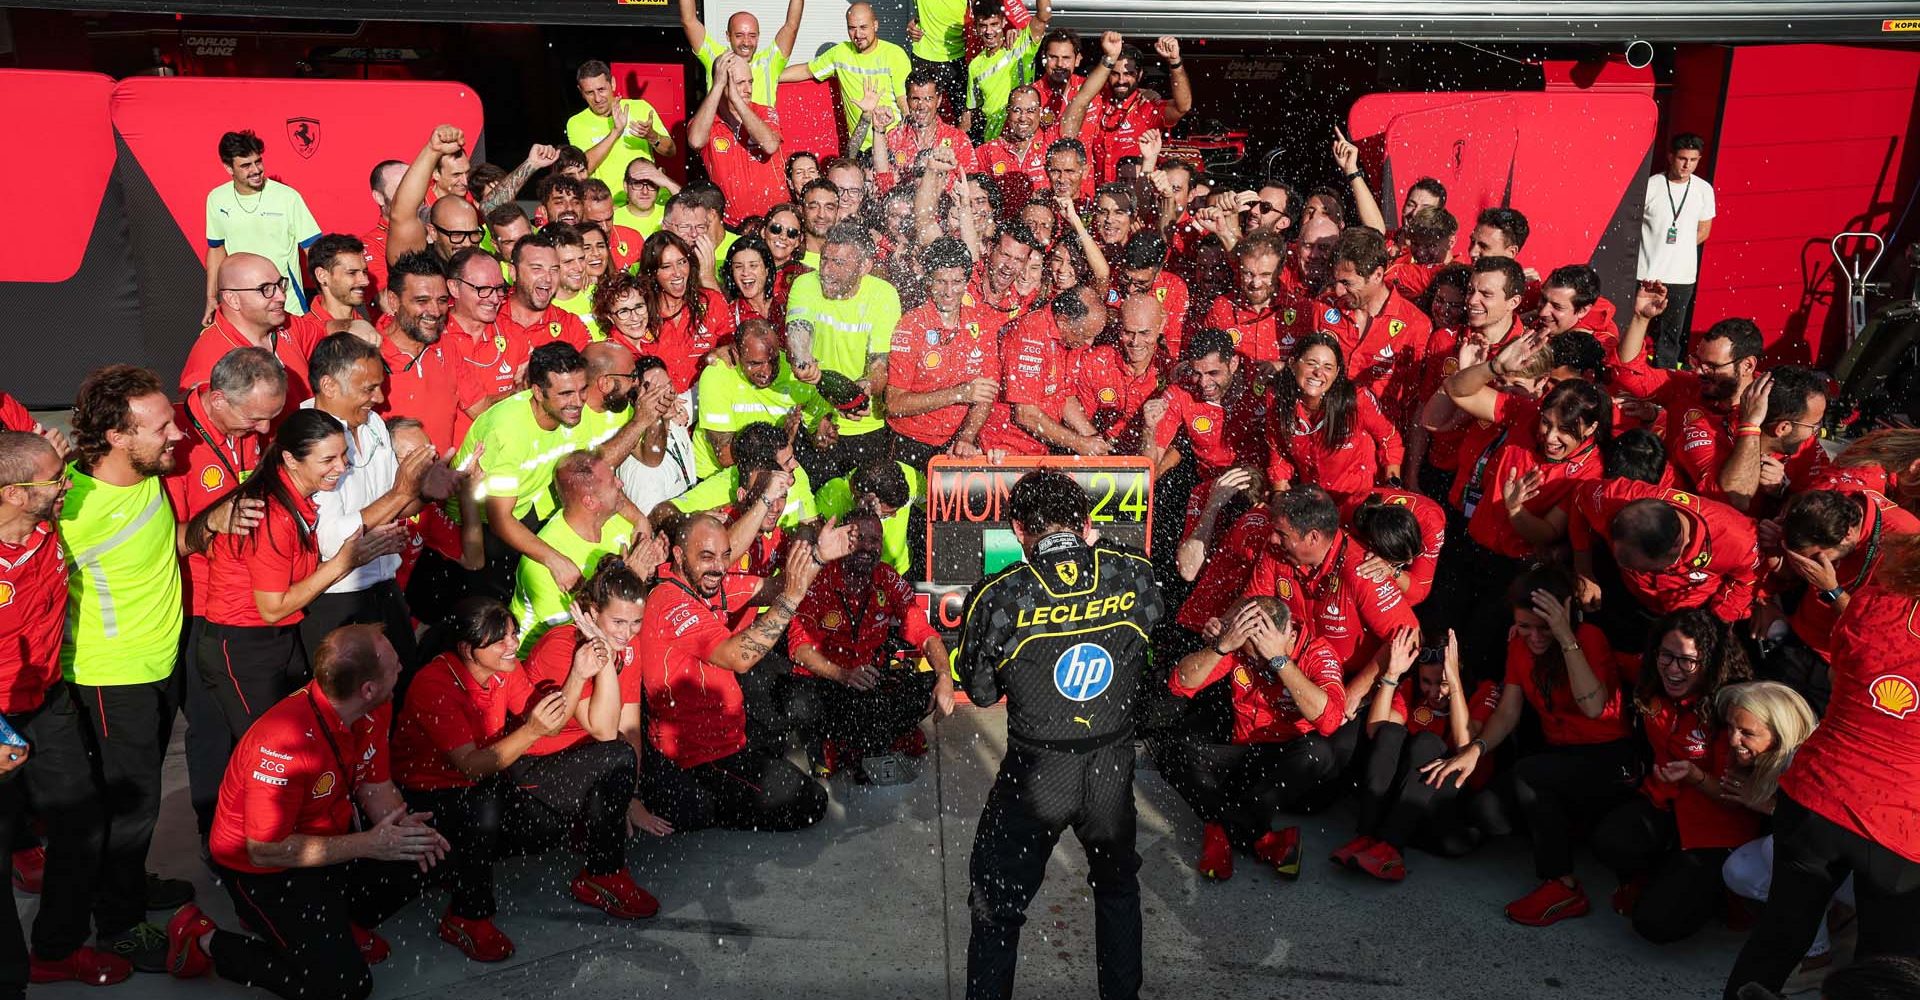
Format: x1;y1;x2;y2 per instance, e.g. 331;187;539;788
695;320;830;477
578;342;671;487
887;238;1002;467
373;252;465;454
1075;293;1167;451
980;286;1110;456
797;178;843;262
1533;264;1618;351
304;234;381;342
203;130;321;324
0;431;126;989
636;513;845;832
1061;31;1191;186
64;366;242;971
896;69;979;177
304;334;449;675
1711;366;1830;515
454;343;599;601
445;247;523;439
499;230;591;351
680;0;805;106
1032;28;1084;132
968;222;1042;324
1613;282;1766;497
1204;232;1294;368
180;252;325;413
977;86;1054;212
1141;328;1267;490
1575;486;1760;624
783;222;901;480
788;510;953;779
539;175;587;229
781;3;913;150
568;60;676;197
509;451;637;651
1318;226;1433;427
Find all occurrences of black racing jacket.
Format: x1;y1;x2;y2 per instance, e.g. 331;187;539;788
953;531;1164;751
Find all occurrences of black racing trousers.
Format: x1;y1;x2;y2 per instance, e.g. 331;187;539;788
299;581;421;685
1357;724;1467;849
1152;733;1338;848
70;678;172;938
810;670;936;759
640;744;826;833
1591;795;1729;944
966;739;1142;1000
197;621;309;739
1723;795;1920;1000
0;687;106;1000
406;739;637;919
1507;739;1641;881
212;859;432;1000
175;617;230;839
1427;533;1529;687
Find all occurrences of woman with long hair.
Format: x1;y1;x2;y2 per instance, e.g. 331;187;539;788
1423;565;1637;927
636;230;735;394
759;202;815;297
1590;610;1757;943
1266;332;1402;506
392;592;655;962
197;409;400;737
721;234;777;325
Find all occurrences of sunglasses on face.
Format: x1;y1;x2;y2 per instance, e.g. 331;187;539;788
765;222;802;238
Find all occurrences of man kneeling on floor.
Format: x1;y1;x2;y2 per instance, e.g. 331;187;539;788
167;624;446;999
788;510;955;780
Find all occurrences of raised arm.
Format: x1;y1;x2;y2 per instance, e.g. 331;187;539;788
481;145;560;212
1062;31;1123;139
774;0;805;55
1152;37;1192;125
1332;126;1385;234
389;125;464;263
677;0;707;51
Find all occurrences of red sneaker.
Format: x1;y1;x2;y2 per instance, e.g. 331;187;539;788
350;923;389;965
1506;879;1591;927
892;728;930;758
439;913;515;963
1354;840;1408;883
165;903;215;978
12;846;44;894
1611;875;1649;917
1196;823;1234;881
1330;835;1374;870
28;946;132;986
571;869;660;920
1253;827;1302;881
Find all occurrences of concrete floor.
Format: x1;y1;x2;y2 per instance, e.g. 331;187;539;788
24;703;1746;1000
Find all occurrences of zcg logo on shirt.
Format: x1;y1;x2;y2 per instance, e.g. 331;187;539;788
1053;642;1113;702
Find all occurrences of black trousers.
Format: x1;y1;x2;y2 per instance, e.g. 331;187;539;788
1358;725;1467;849
0;687;106;998
810;670;936;759
70;678;172;937
889;429;943;474
1428;534;1529;686
213;859;432;1000
1648;281;1696;370
1507;739;1641;881
198;622;310;739
1755;631;1831;718
407;739;637;919
795;428;891;491
640;744;826;833
1723;794;1920;1000
739;652;821;753
1153;733;1337;847
175;616;231;839
299;582;421;704
967;739;1140;1000
1591;795;1729;944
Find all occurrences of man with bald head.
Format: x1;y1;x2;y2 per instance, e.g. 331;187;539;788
509;450;636;651
179;251;323;413
680;0;804;107
695;319;828;477
1076;292;1167;450
981;285;1113;456
781;2;913;147
578;340;666;480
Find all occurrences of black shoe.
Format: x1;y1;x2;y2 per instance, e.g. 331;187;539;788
98;922;168;974
144;872;194;911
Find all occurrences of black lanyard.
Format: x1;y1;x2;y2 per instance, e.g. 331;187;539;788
186;402;250;488
1460;425;1512;517
306;689;361;827
1665;177;1692;221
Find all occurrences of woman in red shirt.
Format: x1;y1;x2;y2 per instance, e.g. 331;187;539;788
759;203;814;306
592;272;649;357
1335;629;1501;882
636;232;735;394
1267;333;1402;507
196;409;398;738
393;593;655;962
1423;567;1638;927
1590;610;1757;943
1725;536;1920;998
721;235;777;326
1158;597;1344;883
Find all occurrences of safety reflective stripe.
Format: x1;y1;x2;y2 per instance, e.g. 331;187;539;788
69;491;166;639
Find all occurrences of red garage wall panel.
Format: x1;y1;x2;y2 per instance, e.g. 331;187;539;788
110;77;486;251
0;70;118;283
1691;44;1920;365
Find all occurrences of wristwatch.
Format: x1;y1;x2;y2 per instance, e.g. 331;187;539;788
1266;654;1292;675
1819;586;1846;605
1101;55;1118;68
1344;169;1364;182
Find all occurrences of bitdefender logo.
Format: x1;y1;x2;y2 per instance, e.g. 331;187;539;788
286;117;322;159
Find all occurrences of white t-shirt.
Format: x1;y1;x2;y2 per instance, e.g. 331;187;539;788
1637;173;1716;285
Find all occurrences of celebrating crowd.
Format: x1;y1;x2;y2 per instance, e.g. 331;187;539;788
0;2;1916;999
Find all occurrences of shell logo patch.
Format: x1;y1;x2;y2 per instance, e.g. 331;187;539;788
992;161;1007;175
312;771;337;798
1869;674;1919;719
713;137;731;153
820;610;844;630
1441;357;1460;376
1232;666;1251;687
923;350;943;370
1682;408;1703;426
1191;416;1215;434
1098;387;1118;404
548;322;562;339
0;581;13;609
1227;327;1243;344
1276;578;1292;599
200;466;225;492
1410;706;1434;727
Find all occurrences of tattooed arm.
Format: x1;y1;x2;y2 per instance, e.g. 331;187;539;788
707;540;828;673
480;144;560;213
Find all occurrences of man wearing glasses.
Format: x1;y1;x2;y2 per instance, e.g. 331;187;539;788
386;126;490;270
203;130;321;326
447;247;525;442
1713;366;1830;517
179;251;325;417
615;159;680;238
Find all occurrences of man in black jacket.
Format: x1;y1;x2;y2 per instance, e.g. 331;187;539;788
955;470;1163;1000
